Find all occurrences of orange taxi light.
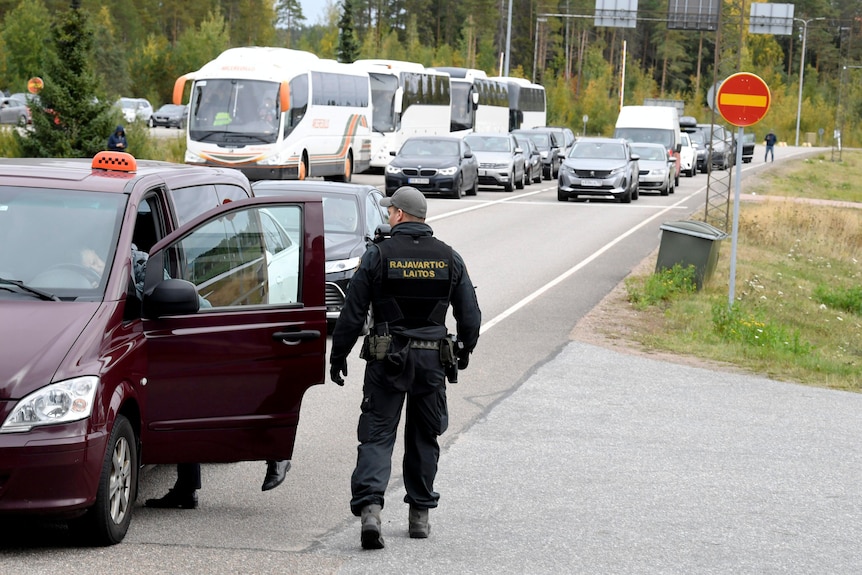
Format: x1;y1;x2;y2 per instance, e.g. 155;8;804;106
92;151;137;172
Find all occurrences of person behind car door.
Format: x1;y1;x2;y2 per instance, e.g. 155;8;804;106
328;186;481;549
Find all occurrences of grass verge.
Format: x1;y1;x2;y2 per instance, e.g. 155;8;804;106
622;152;862;391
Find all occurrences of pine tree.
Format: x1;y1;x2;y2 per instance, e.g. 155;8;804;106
16;1;116;158
335;0;360;63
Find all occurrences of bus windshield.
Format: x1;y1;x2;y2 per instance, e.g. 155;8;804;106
449;81;473;133
189;79;283;145
368;73;398;133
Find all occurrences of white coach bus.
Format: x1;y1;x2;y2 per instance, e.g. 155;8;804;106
351;59;451;168
430;67;510;136
487;76;547;131
174;47;372;180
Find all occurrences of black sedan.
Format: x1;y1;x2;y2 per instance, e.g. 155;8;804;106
149;104;187;129
385;135;479;199
252;180;390;329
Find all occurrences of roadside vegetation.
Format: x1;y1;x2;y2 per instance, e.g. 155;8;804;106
622;152;862;391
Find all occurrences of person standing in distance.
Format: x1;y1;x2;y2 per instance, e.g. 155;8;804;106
329;186;481;550
764;130;777;162
107;125;127;152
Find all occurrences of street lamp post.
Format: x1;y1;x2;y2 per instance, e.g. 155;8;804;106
794;17;825;147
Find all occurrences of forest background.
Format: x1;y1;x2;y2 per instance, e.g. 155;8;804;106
1;0;861;151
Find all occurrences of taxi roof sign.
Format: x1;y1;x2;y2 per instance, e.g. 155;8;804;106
716;73;770;127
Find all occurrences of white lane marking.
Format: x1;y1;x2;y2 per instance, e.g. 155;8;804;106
478;192;694;335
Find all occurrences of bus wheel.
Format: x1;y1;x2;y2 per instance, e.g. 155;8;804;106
337;154;353;182
298;156;308;180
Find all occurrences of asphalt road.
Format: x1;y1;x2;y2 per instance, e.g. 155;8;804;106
5;145;857;574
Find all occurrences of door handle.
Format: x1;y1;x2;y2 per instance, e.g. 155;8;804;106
273;329;321;344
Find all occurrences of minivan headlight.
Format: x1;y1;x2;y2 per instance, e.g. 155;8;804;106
325;256;361;274
1;376;99;433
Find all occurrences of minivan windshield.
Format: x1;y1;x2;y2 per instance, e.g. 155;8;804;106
0;187;125;299
613;127;674;149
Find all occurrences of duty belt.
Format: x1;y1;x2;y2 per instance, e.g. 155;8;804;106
410;339;440;350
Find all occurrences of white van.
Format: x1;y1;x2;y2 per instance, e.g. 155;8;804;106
613;105;682;185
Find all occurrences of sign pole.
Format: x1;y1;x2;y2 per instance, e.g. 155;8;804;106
728;126;744;307
715;72;771;310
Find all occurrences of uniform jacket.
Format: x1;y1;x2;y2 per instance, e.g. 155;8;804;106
330;221;481;363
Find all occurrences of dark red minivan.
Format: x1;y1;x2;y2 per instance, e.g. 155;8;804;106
0;153;326;544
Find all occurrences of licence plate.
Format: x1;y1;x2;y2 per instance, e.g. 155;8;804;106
408;177;429;184
582;179;601;187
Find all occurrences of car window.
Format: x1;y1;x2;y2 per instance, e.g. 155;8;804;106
400;139;430;155
172;184;250;227
0;187;125;299
323;196;359;234
365;191;386;237
164;205;303;307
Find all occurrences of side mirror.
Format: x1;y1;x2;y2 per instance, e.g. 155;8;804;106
630;153;640;161
393;87;404;114
143;278;200;319
514;147;523;154
464;150;473;159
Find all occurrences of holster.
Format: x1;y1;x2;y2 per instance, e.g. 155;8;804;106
439;335;459;384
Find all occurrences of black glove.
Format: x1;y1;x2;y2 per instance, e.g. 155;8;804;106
330;357;348;386
457;351;470;371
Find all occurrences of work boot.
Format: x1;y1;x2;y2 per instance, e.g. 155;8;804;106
360;504;384;549
408;507;430;538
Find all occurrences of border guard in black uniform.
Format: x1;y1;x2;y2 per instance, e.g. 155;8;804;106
329;186;481;550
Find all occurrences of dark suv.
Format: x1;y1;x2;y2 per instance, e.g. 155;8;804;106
512;128;565;180
0;152;327;544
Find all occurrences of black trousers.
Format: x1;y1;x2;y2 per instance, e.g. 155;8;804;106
350;347;449;516
174;463;202;491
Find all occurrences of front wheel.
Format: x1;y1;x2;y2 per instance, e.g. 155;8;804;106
298;155;308;180
466;174;478;196
515;166;525;190
76;415;137;545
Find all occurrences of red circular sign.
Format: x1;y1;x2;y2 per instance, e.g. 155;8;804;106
27;77;44;94
716;73;770;127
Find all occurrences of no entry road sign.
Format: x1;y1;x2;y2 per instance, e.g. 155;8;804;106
716;73;771;127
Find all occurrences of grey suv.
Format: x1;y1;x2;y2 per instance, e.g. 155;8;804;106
463;132;527;192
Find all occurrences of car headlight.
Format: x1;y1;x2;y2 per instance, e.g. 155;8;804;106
610;166;626;176
651;168;668;176
1;376;99;433
438;166;458;175
386;164;402;174
325;256;361;274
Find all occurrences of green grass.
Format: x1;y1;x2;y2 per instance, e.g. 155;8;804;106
623;151;862;391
